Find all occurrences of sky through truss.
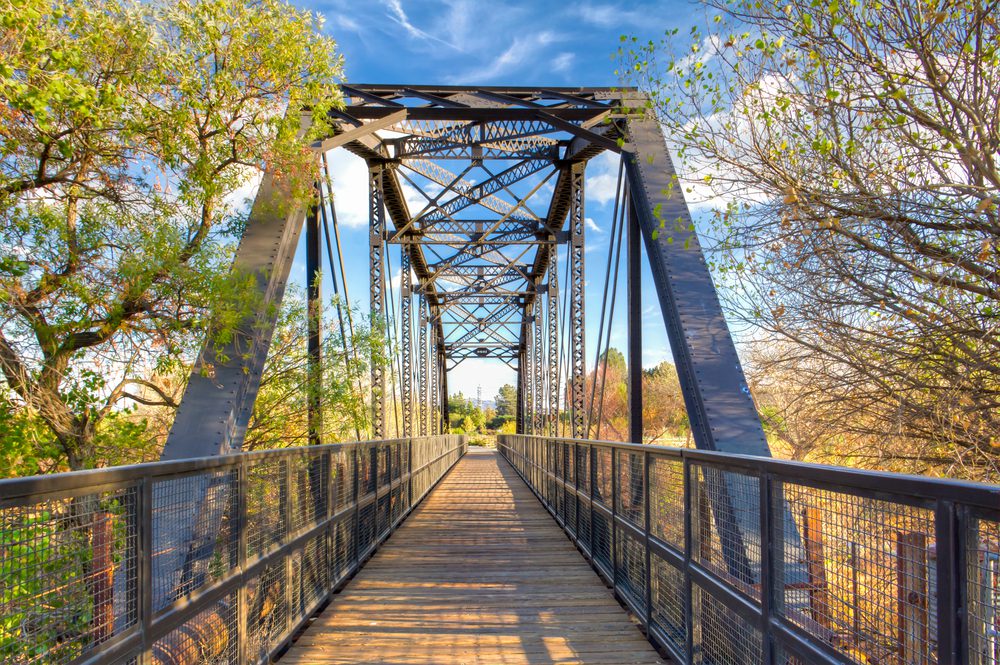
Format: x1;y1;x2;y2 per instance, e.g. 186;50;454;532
283;0;702;401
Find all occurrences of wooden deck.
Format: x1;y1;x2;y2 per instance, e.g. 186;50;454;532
280;448;666;665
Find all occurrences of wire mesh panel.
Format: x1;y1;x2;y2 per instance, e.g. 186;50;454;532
153;593;238;665
692;463;761;599
497;434;999;665
246;558;288;662
777;481;936;664
291;534;329;626
650;454;685;552
0;435;465;665
1;486;138;665
152;469;238;611
578;496;593;556
288;452;327;538
616;526;647;614
617;449;645;527
968;512;1000;665
651;551;687;661
693;582;763;665
246;458;286;560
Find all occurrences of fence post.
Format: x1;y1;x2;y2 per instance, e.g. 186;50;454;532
283;458;294;638
139;477;153;665
760;472;775;664
683;455;694;665
644;449;653;632
612;446;619;587
237;457;249;665
935;501;964;665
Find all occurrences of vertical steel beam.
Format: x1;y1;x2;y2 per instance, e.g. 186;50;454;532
568;163;586;440
439;349;449;431
532;294;543;435
369;166;387;438
622;100;767;456
163;173;306;459
400;250;413;437
418;297;428;436
546;247;560;437
429;327;438;435
627;203;642;445
516;349;525;434
307;200;322;446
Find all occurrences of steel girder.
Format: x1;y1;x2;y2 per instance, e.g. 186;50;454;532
568;163;586;440
546;248;560;436
401;250;413;437
369;165;387;438
418;297;428;436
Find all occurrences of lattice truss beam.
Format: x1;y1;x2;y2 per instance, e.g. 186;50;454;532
319;85;623;435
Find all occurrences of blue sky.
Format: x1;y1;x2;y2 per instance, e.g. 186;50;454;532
286;0;699;401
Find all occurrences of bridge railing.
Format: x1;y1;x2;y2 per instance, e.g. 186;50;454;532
499;434;1000;665
0;435;466;665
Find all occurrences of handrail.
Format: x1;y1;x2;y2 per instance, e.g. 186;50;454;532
499;434;1000;665
0;435;467;665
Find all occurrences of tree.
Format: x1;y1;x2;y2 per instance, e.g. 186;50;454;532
494;384;517;417
0;0;343;470
244;292;378;450
622;0;1000;478
577;348;689;443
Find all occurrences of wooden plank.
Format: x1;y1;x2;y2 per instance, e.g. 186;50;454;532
280;449;666;665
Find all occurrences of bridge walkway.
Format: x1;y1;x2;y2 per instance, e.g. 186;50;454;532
280;448;666;665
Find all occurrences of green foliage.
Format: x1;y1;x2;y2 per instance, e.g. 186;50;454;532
620;0;1000;477
246;291;385;449
0;0;344;470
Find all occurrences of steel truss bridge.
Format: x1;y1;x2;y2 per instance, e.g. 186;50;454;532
1;86;998;665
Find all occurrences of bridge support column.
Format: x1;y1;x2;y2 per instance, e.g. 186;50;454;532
532;291;543;435
418;297;428;436
401;250;412;437
369;165;387;438
439;349;448;432
627;203;641;445
568;162;586;440
307;195;322;446
546;247;560;437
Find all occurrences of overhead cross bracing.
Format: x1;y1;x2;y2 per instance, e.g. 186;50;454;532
326;85;624;435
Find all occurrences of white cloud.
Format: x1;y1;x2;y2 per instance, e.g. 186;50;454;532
585;150;621;206
552;52;574;74
384;0;459;50
577;3;664;28
323;149;369;228
446;31;561;84
585;217;601;233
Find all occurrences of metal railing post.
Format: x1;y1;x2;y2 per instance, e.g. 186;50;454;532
760;471;775;665
644;449;652;632
139;477;153;665
935;500;965;664
612;446;619;586
353;445;361;567
682;455;694;665
283;458;294;638
237;457;248;665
